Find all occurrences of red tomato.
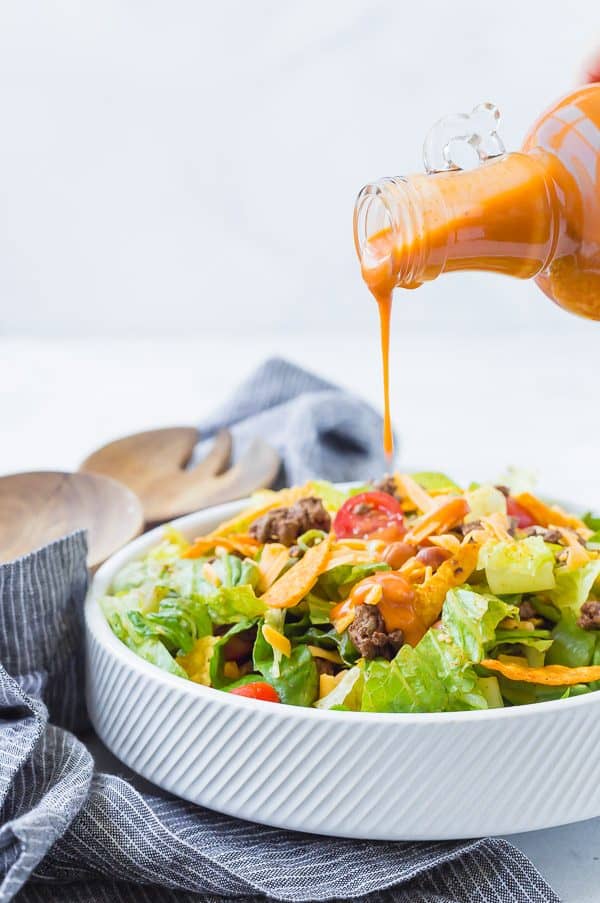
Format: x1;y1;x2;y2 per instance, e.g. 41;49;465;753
506;496;536;529
333;491;406;541
228;681;280;703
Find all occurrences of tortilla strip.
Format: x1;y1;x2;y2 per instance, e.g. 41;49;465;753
413;541;480;628
256;543;290;591
213;485;313;536
183;533;259;559
260;535;333;609
405;497;470;545
395;474;434;513
515;492;591;538
481;658;600;686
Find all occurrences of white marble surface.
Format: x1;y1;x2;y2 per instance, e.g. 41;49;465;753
3;327;600;900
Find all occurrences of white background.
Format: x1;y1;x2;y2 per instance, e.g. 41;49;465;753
0;0;599;486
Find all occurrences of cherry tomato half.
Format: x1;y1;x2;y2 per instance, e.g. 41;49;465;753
333;491;406;541
228;681;280;703
506;496;536;529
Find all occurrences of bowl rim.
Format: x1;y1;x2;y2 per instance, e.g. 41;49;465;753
85;494;600;725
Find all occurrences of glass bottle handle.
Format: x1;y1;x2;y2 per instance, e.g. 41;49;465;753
422;102;506;174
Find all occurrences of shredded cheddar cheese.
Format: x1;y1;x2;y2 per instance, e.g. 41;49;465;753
318;671;345;699
395;473;434;513
554;526;591;571
261;624;291;658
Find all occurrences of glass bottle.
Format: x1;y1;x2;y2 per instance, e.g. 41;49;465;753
354;84;600;320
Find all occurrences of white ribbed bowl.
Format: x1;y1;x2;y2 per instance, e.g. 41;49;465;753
85;498;600;840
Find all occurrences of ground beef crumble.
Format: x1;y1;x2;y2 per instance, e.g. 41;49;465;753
371;475;399;498
348;604;404;661
249;497;331;546
519;600;538;620
522;525;564;544
578;601;600;630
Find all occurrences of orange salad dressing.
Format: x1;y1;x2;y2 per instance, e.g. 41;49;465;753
356;84;600;457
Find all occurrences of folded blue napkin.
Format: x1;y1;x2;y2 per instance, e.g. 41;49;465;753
0;361;559;902
196;357;392;486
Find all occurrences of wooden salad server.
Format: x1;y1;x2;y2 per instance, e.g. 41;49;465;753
0;471;144;568
80;426;281;525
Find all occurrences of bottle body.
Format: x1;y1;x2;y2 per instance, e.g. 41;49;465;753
354;84;600;320
524;86;600;318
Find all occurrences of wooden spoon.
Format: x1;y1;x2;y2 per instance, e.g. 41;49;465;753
0;471;144;568
80;427;280;525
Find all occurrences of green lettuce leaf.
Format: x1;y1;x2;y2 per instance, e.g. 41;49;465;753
253;629;318;706
442;588;517;661
481;537;556;595
209;620;258;689
305;480;368;511
288;623;359;666
305;592;334;625
361;588;519;713
212;554;260;590
411;471;460;492
315;562;390;601
361;644;447;713
135;638;188;679
492;629;553;653
203;585;266;624
546;610;598;668
548;560;600;611
583;511;600;531
416;629;487;711
125;593;212;654
314;667;363;710
160;558;213;598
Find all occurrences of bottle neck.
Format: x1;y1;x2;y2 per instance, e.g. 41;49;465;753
354;152;559;298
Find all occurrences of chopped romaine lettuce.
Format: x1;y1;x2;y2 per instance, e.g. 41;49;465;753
361;645;446;713
477;676;504;708
411;471;460;492
305;592;334;624
442;588;517;662
212;554;260;590
288;623;359;666
253;629;318;706
362;588;522;713
546;610;598;668
315;562;389;601
482;537;556;595
136;638;188;679
204;585;267;624
209;620;257;689
305;480;369;511
492;629;553;653
416;628;487;711
315;667;363;710
127;596;211;654
583;511;600;532
548;560;600;611
464;485;507;520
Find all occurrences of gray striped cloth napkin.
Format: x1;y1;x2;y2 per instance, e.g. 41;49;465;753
0;360;559;902
194;357;391;486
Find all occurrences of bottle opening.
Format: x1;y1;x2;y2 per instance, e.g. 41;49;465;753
353;180;394;267
353;176;426;293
